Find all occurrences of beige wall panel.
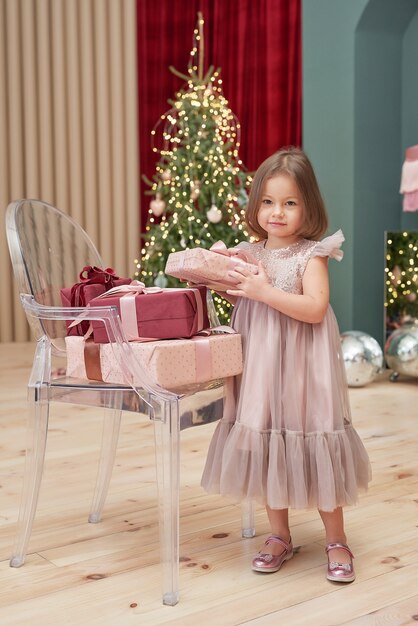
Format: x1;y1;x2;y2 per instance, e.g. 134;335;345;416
6;0;28;340
0;0;14;339
94;0;112;265
124;0;140;276
0;0;140;342
109;0;126;272
79;0;99;245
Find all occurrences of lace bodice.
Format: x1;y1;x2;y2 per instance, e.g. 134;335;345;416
237;230;344;295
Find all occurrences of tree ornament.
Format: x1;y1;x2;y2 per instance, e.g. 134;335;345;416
161;169;171;181
406;292;417;302
149;192;166;217
391;265;402;284
385;324;418;380
400;313;414;325
340;331;383;387
206;204;223;223
237;187;249;208
154;271;168;288
190;180;201;200
180;237;187;248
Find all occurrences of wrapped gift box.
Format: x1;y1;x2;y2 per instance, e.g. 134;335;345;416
165;242;258;291
61;266;131;336
89;284;209;343
65;332;243;390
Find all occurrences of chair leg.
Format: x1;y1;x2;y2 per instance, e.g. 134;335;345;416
10;387;49;567
153;399;180;606
89;395;122;523
241;500;256;538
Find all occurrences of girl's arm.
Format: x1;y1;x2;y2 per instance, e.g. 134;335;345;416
226;257;329;324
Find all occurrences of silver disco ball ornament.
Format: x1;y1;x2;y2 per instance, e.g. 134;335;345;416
384;325;418;380
340;331;384;387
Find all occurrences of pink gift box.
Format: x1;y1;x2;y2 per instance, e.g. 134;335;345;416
165;241;258;291
89;284;209;344
61;267;131;336
65;332;243;390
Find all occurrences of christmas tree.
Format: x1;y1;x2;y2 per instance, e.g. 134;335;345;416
135;13;251;323
385;231;418;329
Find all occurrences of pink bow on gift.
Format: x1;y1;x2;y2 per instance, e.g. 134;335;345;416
91;281;167;340
98;280;163;298
70;266;123;310
79;266;121;284
209;241;258;266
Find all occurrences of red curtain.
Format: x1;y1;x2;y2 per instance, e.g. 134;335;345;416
137;0;301;223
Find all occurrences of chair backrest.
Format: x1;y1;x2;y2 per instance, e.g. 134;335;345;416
5;199;105;344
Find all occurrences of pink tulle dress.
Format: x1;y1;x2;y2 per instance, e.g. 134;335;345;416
201;230;371;512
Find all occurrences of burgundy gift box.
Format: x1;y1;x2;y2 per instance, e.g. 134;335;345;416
60;266;131;336
89;283;209;344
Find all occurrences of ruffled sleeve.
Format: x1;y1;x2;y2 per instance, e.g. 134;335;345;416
311;229;345;262
234;241;252;250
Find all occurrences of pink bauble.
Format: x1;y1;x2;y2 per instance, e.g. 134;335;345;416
392;265;402;284
150;193;166;217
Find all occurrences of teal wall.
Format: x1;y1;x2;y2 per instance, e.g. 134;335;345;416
303;0;418;345
402;8;418;230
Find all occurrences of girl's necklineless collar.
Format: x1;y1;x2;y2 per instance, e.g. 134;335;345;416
263;238;304;251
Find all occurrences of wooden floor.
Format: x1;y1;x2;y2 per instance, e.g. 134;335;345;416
0;343;417;626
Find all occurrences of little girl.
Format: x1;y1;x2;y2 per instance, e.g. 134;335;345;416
201;147;371;582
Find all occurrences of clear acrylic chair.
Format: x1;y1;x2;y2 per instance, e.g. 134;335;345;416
5;199;255;606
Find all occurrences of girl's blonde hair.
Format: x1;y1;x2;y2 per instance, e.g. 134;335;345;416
245;147;328;241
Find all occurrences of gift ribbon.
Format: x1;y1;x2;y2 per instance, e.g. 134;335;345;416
209;241;258;265
84;340;103;381
192;336;211;383
188;328;238;383
100;281;163;341
79;265;120;284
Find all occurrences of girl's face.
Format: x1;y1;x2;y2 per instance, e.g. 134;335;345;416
257;174;305;246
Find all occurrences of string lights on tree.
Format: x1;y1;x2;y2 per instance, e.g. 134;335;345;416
134;12;252;322
385;231;418;327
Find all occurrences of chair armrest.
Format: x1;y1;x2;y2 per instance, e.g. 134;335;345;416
20;294;179;402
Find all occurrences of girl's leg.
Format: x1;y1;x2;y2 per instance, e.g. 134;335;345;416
262;506;291;555
318;507;351;563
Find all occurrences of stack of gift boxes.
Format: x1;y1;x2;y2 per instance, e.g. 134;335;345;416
63;244;258;391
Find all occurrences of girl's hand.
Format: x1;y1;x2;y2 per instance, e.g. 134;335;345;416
226;262;271;301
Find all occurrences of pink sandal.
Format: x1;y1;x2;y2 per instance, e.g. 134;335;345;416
252;535;293;573
325;542;355;582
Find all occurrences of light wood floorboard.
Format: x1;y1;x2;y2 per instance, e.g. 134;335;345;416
0;343;417;625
